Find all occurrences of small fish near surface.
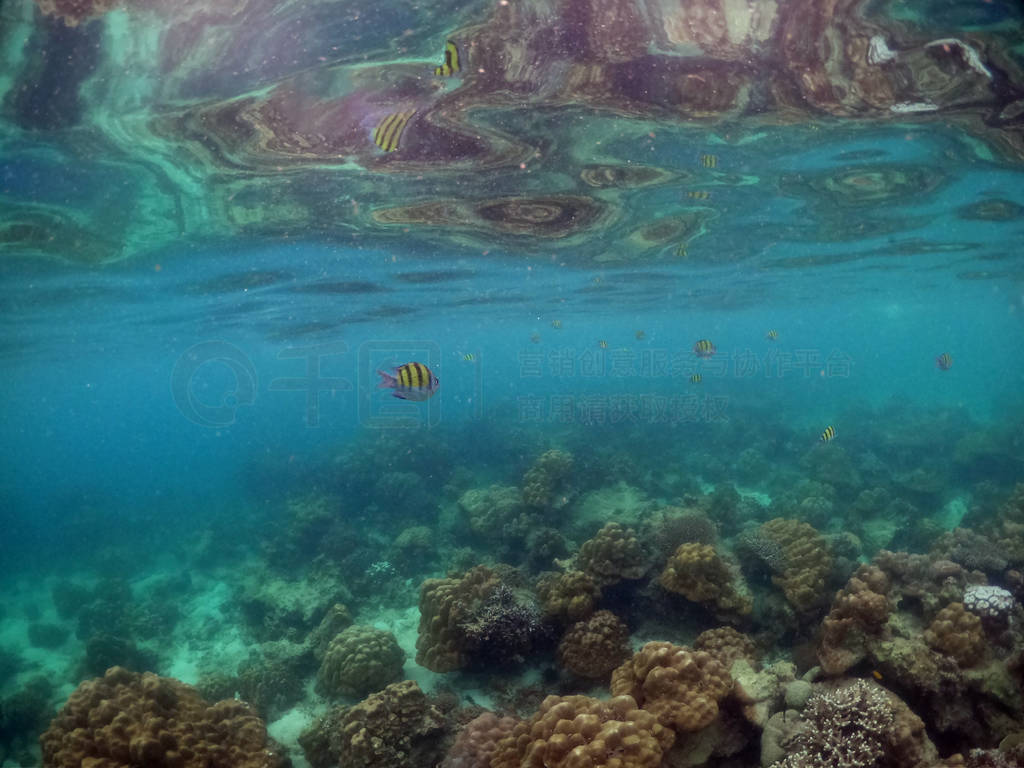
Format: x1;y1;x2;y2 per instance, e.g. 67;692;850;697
551;319;562;329
686;189;711;200
463;353;475;362
377;361;439;401
434;40;461;76
530;333;541;344
690;373;702;384
598;340;608;349
635;330;646;341
766;329;778;340
373;110;416;152
693;339;716;358
936;352;953;371
700;153;718;168
820;425;836;443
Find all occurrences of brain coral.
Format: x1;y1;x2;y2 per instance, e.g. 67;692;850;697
39;666;288;768
759;518;833;613
458;485;529;540
440;712;518;768
558;610;631;679
336;680;447;768
489;694;674;768
316;625;405;698
416;566;500;672
818;564;891;675
924;602;987;667
536;570;600;622
610;642;732;733
576;522;648;587
659;542;752;618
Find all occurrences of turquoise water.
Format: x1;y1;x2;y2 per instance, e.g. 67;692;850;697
3;0;1024;766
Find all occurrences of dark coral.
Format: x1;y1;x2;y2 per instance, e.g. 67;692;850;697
457;584;546;668
557;610;631;679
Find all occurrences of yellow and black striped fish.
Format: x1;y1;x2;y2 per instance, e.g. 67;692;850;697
675;243;688;259
936;353;953;371
700;154;718;168
598;340;608;349
766;329;778;340
434;40;461;76
373;109;415;152
820;425;836;443
551;319;562;329
463;353;475;362
690;373;702;384
687;189;711;200
635;330;646;341
530;333;541;344
693;339;716;358
377;361;439;401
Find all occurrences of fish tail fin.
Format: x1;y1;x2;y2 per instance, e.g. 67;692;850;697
377;370;396;389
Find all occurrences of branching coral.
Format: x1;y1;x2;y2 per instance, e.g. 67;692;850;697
456;584;544;667
773;679;894;768
316;625;405;698
759;518;833;613
39;666;288;768
489;694;673;768
576;522;648;587
536;570;600;622
659;542;752;618
610;642;731;733
557;610;631;679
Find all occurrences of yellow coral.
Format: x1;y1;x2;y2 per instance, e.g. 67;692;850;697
759;518;833;612
415;566;499;672
924;602;986;667
489;694;673;768
536;570;600;622
659;543;751;617
610;642;732;733
693;626;757;670
577;522;647;587
557;610;631;679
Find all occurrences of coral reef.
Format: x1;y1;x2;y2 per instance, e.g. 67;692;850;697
536;570;600;623
316;625;404;699
489;694;674;768
924;602;987;667
759;518;833;613
303;680;447;768
458;485;532;541
522;449;574;512
308;603;354;661
440;712;518;768
963;585;1017;625
610;642;731;733
557;610;631;679
416;566;500;672
693;626;758;670
818;564;892;675
659;542;752;618
237;641;315;720
39;666;289;768
457;584;545;667
772;678;941;768
576;522;648;587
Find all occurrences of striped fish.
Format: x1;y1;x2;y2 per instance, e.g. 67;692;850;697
690;373;702;384
936;352;952;370
373;110;415;152
377;361;439;401
820;425;836;443
687;190;711;200
434;40;460;76
598;340;608;349
766;329;778;340
693;339;716;358
700;154;718;168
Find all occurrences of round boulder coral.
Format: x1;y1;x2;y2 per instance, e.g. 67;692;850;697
489;694;674;768
610;642;732;733
536;570;600;622
576;522;647;587
316;625;405;698
924;602;986;667
558;610;631;679
659;542;751;617
39;666;288;768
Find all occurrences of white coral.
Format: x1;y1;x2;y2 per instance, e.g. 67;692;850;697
963;585;1015;620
